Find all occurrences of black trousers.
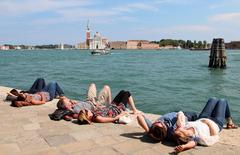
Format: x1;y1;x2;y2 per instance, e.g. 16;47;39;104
112;90;131;107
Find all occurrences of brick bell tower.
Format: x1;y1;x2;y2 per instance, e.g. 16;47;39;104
86;20;91;49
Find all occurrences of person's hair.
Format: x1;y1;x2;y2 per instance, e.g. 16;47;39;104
10;89;19;96
78;110;91;125
149;122;167;141
57;99;66;109
17;94;26;101
173;129;189;145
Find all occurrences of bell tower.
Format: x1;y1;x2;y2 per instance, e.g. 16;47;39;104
86;20;91;49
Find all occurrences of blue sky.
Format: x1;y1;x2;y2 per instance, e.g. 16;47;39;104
0;0;240;45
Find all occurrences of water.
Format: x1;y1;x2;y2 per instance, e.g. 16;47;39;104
0;49;240;122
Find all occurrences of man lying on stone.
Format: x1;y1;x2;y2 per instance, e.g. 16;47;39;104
7;78;64;107
55;83;112;121
137;110;197;143
77;90;139;124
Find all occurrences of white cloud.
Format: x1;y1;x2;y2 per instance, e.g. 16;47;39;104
209;0;240;10
169;25;214;32
209;12;240;22
0;0;94;16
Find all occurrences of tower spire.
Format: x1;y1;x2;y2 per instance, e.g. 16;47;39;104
86;20;91;49
87;20;90;31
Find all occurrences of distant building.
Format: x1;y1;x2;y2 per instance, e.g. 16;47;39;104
109;41;127;49
86;20;91;49
127;40;159;49
141;42;160;49
75;42;86;49
225;41;240;49
127;40;148;49
76;21;109;50
89;32;108;49
0;45;9;50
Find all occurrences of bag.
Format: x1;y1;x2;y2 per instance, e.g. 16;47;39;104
118;114;132;124
49;109;73;121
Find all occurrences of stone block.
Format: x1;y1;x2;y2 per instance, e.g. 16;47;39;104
23;123;41;131
73;147;120;155
0;143;20;154
69;129;104;141
44;134;76;147
59;139;96;154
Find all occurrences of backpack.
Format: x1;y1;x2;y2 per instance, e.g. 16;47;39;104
49;109;73;121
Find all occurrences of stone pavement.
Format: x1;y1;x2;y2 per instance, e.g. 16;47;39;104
0;86;240;155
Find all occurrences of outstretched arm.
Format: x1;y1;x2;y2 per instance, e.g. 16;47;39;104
95;111;127;123
137;114;150;132
30;93;46;105
175;140;196;152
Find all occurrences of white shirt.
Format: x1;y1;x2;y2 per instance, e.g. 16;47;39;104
184;118;220;146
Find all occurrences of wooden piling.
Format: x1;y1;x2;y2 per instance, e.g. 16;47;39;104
209;38;227;68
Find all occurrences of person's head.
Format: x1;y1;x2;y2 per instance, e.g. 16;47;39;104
173;128;192;144
78;109;93;125
10;89;20;96
17;93;27;101
57;97;75;110
148;121;167;141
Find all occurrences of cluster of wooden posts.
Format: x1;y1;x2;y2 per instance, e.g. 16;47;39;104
208;38;227;69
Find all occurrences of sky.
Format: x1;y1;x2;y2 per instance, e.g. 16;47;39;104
0;0;240;45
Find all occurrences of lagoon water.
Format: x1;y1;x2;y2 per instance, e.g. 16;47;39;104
0;49;240;122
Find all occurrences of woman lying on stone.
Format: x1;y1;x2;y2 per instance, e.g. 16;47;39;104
174;97;238;153
77;90;139;124
9;78;64;107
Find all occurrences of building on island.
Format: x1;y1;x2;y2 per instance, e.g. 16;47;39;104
109;41;127;49
89;32;109;50
141;42;160;49
76;21;109;50
0;45;10;50
225;41;240;49
86;20;91;49
126;40;159;49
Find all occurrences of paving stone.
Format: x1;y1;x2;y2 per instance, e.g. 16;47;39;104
94;136;118;146
44;134;76;147
113;139;149;154
73;147;121;155
132;148;160;155
20;148;65;155
23;123;41;131
16;131;50;152
59;139;96;154
69;129;104;141
0;143;21;154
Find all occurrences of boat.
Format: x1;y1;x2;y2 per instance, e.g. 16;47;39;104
91;49;110;55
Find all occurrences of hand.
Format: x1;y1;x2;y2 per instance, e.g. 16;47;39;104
115;111;127;120
175;145;185;152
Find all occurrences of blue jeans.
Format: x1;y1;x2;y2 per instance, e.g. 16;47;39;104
29;78;46;93
29;78;64;100
198;97;231;130
43;82;64;100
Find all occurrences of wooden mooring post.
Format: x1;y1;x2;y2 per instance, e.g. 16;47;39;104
208;38;227;68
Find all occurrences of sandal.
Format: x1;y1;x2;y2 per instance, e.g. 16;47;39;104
226;123;238;129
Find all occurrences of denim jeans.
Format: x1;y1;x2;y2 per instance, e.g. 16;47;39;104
198;97;231;130
43;82;64;100
29;78;64;100
28;78;46;94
